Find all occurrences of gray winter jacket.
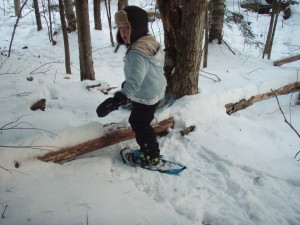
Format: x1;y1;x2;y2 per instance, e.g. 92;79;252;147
121;35;167;105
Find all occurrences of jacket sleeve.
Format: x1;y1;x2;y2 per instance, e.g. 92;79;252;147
121;51;148;99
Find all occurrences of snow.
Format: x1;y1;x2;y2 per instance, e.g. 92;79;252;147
0;0;300;225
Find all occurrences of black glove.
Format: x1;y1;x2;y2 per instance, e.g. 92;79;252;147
96;92;128;117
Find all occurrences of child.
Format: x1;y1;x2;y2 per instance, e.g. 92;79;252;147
96;6;167;167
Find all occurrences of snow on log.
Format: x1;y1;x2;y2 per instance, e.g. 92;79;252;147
37;117;174;162
225;81;300;115
273;54;300;66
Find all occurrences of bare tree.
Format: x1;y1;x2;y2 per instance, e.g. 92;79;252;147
94;0;102;30
64;0;76;32
33;0;43;31
47;0;56;45
157;0;207;99
8;0;29;57
104;0;114;47
75;0;95;80
58;0;71;74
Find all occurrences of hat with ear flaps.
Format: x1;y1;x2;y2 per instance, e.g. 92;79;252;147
115;6;149;45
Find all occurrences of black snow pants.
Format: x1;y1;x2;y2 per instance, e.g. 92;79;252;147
129;101;160;159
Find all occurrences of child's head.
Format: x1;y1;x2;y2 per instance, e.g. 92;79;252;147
115;6;148;44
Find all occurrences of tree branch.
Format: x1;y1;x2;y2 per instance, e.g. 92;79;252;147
271;89;300;138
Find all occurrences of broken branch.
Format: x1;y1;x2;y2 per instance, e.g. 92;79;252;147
38;117;175;162
225;81;300;114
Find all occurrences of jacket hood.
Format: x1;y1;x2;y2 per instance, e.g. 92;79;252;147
115;6;149;44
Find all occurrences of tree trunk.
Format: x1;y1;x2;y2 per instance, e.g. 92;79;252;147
104;0;114;47
33;0;42;31
8;0;29;57
268;0;281;59
273;54;300;66
38;118;175;162
47;0;56;45
64;0;76;32
157;0;207;99
94;0;102;30
263;0;281;59
14;0;21;17
203;5;209;68
58;0;71;74
225;81;300;114
118;0;128;10
209;0;225;44
75;0;95;81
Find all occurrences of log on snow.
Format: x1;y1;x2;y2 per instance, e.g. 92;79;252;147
38;117;174;162
225;81;300;115
273;54;300;66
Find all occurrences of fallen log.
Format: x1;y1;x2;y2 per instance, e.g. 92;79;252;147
38;117;174;162
225;81;300;115
273;54;300;66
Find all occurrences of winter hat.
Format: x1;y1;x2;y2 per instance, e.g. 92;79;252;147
115;6;149;44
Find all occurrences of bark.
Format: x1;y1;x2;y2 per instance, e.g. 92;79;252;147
64;0;76;32
180;126;195;136
14;0;21;17
225;81;300;115
263;0;281;59
209;0;225;44
47;0;56;45
118;0;128;10
33;0;43;31
157;0;207;99
203;5;209;68
38;118;175;162
58;0;71;74
273;54;300;66
94;0;102;30
75;0;95;80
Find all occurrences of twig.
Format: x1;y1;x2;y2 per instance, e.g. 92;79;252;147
222;39;236;55
199;70;221;82
2;205;8;219
0;165;13;174
0;115;58;137
8;0;29;57
29;61;61;75
0;145;57;152
86;83;101;90
294;151;300;161
271;89;300;138
247;68;264;75
271;89;300;160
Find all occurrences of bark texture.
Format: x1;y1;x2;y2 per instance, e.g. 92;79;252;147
33;0;42;31
157;0;207;99
225;81;300;115
75;0;95;80
59;0;71;74
38;118;174;162
209;0;225;44
273;54;300;66
94;0;102;30
64;0;76;32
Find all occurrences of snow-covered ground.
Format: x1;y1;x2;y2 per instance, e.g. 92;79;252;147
0;0;300;225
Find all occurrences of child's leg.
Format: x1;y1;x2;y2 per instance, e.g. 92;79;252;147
129;102;160;159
